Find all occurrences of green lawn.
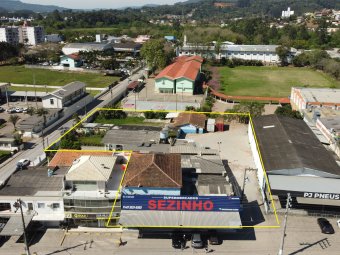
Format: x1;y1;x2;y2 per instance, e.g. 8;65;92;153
219;66;340;97
0;66;119;88
78;135;104;146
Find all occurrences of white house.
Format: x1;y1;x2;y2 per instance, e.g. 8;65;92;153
42;81;86;109
0;166;65;230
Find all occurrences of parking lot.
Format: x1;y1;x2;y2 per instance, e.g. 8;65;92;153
1;215;340;254
0;101;43;136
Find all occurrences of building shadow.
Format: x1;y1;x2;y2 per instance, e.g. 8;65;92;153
289;238;330;255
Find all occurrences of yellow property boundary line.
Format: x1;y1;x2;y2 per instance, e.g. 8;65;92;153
44;108;281;229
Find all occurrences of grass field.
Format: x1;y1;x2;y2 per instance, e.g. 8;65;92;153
0;66;119;88
219;66;340;97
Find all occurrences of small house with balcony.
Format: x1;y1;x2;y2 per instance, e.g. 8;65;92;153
42;81;86;109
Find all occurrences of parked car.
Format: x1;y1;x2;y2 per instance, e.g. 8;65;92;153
209;231;222;245
7;108;16;113
16;159;30;170
15;107;23;113
0;106;4;112
317;218;335;234
22;107;28;113
171;233;183;249
191;233;204;249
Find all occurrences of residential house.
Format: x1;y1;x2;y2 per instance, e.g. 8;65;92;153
0;136;23;152
173;112;206;134
155;56;203;95
50;151;128;227
42;82;86;109
60;54;83;68
45;34;63;43
122;153;182;196
0;166;66;232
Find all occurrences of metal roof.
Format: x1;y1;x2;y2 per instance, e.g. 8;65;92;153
170;145;218;155
252;115;340;177
0;214;33;236
66;155;117;182
196;175;232;195
222;44;279;52
181;155;225;174
48;81;85;99
63;43;111;51
118;210;242;227
0;167;66;196
294;87;340;104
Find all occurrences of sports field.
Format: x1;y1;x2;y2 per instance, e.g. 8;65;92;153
219;66;340;97
0;66;119;88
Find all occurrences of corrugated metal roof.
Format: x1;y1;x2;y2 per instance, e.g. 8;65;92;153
48;81;85;99
118;210;241;227
0;214;33;236
181;155;225;174
170;145;218;155
66;155;117;181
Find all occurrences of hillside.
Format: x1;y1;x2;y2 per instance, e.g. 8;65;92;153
1;0;67;12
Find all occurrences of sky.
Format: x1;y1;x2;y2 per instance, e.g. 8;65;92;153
21;0;183;9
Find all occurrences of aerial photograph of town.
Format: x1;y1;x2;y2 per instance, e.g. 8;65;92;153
0;0;339;254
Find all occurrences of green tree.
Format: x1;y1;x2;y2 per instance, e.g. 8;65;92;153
9;115;20;131
141;39;168;72
275;104;302;119
276;46;290;66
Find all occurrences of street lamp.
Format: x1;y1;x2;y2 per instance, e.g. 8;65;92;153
13;199;31;255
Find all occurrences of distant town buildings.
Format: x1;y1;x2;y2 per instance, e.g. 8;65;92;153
45;34;63;43
282;7;295;18
178;35;297;64
0;24;44;45
0;26;19;45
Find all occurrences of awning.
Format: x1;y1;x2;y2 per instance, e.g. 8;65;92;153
0;214;33;236
33;213;65;222
118;210;242;227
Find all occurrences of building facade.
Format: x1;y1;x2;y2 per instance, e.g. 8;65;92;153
0;27;19;44
291;87;340;112
19;26;45;45
42;82;86;109
155;56;203;95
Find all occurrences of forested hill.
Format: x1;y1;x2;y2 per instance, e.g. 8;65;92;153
1;0;67;12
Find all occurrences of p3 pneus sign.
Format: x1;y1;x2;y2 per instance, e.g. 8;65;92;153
122;195;240;212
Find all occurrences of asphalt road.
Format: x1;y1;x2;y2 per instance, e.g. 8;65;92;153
0;69;144;186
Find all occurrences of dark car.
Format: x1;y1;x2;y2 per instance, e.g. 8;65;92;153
317;218;335;234
172;233;184;249
209;231;222;245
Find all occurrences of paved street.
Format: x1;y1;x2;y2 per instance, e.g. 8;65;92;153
0;69;144;186
1;215;340;255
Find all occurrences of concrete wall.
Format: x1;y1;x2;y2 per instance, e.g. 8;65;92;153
248;123;269;213
0;196;64;220
42;95;63;109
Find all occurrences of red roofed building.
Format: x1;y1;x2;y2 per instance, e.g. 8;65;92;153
155;56;203;95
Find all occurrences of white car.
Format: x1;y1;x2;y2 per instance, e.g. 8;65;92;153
16;159;30;170
15;107;23;113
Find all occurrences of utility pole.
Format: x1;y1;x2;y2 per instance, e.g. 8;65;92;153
5;83;9;108
278;193;292;255
14;199;31;255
